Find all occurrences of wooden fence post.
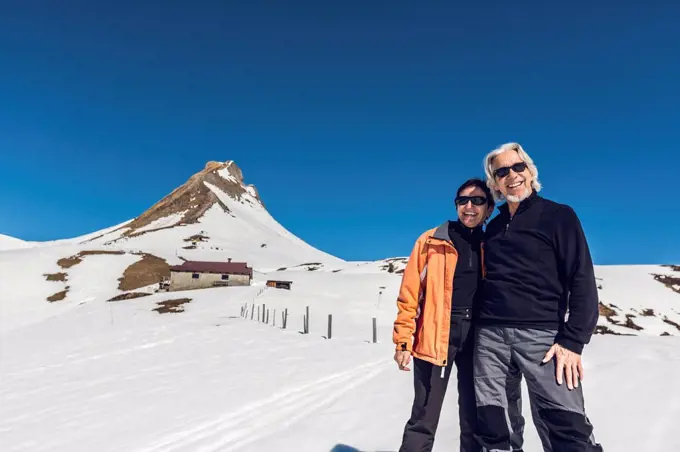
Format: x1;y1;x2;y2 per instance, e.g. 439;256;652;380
328;314;332;339
305;306;310;334
273;309;276;327
283;308;288;329
266;308;269;324
372;317;377;343
251;304;254;320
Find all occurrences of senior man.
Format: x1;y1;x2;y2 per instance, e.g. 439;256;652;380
474;142;603;452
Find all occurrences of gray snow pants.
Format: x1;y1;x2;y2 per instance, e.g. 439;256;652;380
473;326;603;452
399;311;526;452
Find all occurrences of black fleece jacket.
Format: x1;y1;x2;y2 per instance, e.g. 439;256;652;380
478;191;599;354
448;220;484;310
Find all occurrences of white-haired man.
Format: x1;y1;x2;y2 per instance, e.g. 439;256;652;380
474;143;603;451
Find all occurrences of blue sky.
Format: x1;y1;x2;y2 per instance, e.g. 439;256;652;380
0;1;678;264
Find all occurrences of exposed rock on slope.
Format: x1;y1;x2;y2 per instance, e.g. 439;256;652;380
117;254;170;291
44;250;168;302
153;298;191;314
107;161;264;239
652;265;680;294
57;250;126;269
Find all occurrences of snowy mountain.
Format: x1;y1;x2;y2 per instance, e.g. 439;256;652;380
0;160;347;330
1;160;679;451
75;160;344;269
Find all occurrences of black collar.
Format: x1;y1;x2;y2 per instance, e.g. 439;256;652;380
432;220;483;243
450;220;483;240
499;189;540;216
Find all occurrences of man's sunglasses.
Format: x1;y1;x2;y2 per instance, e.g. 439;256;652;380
493;162;527;178
455;196;487;206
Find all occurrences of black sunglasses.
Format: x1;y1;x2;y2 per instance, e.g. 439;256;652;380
493;162;527;178
455;195;487;206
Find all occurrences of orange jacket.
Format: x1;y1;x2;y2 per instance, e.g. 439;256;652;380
392;222;484;367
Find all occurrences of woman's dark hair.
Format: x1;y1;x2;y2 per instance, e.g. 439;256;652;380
456;178;495;211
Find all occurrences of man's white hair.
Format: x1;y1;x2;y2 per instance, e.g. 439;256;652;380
483;142;542;202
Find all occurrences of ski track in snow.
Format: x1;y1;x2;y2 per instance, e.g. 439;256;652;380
135;359;388;452
3;337;181;378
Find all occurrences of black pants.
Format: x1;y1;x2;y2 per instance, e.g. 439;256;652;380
398;312;479;452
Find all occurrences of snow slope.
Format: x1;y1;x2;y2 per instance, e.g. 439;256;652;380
1;270;679;452
594;264;680;336
0;233;32;250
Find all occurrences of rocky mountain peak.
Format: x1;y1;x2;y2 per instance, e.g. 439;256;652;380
216;160;244;183
111;161;264;239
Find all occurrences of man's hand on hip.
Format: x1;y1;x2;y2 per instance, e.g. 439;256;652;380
542;343;583;390
394;350;412;371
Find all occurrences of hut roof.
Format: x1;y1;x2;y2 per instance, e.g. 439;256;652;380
170;260;252;275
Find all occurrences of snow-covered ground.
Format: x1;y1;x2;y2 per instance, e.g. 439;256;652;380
1;270;679;452
595;265;680;335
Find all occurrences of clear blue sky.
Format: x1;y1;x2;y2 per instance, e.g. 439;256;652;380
1;1;678;265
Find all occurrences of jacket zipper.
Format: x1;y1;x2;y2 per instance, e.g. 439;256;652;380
440;249;446;377
505;214;514;236
452;230;472;378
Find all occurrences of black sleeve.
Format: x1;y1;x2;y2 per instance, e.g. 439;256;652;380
553;206;599;354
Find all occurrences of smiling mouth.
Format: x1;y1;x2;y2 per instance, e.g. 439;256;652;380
508;181;523;189
463;212;478;217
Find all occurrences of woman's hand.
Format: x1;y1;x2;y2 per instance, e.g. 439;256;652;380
394;350;412;371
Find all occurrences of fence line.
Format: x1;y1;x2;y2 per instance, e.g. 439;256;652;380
239;303;380;344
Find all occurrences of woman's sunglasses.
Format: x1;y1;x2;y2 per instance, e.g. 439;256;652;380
455;196;487;206
493;162;527;178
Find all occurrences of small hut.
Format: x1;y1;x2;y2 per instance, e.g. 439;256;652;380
266;280;293;290
168;260;252;291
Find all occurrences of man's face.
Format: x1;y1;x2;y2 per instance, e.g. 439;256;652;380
455;186;489;228
491;150;533;203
